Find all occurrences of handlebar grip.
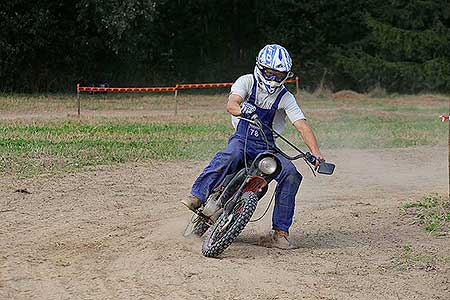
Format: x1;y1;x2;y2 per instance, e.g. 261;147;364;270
250;114;263;128
305;152;317;165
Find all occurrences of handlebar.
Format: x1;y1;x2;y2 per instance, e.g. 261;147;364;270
305;152;319;165
238;116;335;175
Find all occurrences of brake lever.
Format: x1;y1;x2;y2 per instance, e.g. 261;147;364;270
305;161;317;176
304;152;317;165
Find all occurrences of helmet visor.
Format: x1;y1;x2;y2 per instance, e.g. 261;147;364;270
261;67;291;83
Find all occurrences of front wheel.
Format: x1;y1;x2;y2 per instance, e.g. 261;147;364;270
202;192;258;257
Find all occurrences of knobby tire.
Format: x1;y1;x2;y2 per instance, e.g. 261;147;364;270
202;192;258;257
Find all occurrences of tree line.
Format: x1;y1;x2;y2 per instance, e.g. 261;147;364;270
1;0;449;93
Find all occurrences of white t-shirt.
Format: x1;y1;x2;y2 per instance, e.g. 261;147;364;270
230;74;305;134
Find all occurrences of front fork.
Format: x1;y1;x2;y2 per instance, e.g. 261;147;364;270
223;175;268;216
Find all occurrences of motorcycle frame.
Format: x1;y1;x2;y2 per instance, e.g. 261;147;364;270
221;152;281;216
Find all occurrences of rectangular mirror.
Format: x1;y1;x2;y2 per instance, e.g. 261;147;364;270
318;162;335;175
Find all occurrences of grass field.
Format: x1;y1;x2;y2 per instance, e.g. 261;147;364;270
0;92;448;177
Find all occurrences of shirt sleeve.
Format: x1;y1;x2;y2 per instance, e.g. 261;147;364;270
229;74;253;130
279;92;305;123
230;74;253;100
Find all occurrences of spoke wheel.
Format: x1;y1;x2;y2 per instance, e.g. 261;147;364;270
202;192;258;257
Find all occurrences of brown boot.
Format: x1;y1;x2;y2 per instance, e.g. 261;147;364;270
271;230;295;250
181;195;202;212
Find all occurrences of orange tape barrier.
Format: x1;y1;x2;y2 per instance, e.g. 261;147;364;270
176;79;296;89
76;78;299;116
176;82;233;89
77;78;298;93
77;85;176;93
176;79;297;90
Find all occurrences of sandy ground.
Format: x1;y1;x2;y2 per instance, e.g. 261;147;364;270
0;146;449;300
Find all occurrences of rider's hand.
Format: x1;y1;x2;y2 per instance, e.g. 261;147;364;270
239;110;259;124
240;102;257;119
240;110;258;119
312;151;325;170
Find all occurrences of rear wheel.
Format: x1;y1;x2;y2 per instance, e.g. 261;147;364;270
202;192;258;257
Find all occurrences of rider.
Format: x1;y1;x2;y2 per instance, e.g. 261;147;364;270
182;44;324;249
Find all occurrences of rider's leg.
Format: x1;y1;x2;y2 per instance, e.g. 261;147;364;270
191;136;244;203
272;154;303;233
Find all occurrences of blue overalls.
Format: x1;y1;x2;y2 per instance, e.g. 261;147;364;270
191;76;303;233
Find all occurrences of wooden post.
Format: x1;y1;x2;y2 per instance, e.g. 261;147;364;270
319;68;328;92
77;84;81;117
295;76;299;96
174;85;178;116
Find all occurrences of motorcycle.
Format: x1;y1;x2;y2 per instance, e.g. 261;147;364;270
183;116;335;257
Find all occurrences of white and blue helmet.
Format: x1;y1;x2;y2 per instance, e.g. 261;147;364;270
254;44;293;94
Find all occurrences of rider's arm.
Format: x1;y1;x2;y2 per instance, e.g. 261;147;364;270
226;94;243;116
280;93;325;165
228;74;253;116
293;119;324;164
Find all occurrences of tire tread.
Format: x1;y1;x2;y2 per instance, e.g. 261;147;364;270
202;192;258;257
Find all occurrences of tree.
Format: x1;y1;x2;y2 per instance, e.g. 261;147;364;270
1;0;450;93
335;0;450;92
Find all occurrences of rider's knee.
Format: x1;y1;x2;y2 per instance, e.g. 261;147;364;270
284;166;302;186
223;149;243;168
291;171;303;185
229;151;241;163
213;150;241;172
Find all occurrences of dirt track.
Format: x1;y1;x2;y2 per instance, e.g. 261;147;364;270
1;146;449;300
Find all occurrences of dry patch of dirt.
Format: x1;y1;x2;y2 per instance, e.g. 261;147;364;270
332;90;366;100
0;146;449;299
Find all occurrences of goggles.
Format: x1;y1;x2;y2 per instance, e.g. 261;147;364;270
260;67;293;83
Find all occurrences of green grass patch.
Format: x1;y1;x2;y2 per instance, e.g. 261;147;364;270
402;194;450;236
0;117;234;177
388;244;450;271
